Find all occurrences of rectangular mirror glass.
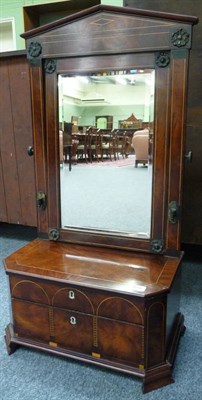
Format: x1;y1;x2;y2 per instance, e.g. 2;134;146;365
59;69;155;238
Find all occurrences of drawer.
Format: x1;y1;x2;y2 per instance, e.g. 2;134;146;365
11;295;144;365
53;308;93;353
12;299;50;342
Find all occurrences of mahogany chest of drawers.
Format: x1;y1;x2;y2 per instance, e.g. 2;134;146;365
5;239;184;393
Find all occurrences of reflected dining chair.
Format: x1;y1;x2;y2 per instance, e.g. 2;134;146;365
101;131;115;161
87;127;102;162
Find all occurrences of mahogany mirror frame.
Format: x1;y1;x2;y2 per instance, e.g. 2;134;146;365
21;5;198;255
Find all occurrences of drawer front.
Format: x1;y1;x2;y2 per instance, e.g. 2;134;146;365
97;317;144;366
12;299;50;342
11;297;144;366
10;276;144;325
53;308;93;353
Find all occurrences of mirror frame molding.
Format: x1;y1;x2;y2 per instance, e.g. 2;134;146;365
21;5;198;254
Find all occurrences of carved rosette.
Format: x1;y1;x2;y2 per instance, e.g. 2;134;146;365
156;52;170;68
44;59;57;74
151;240;164;254
28;42;42;58
171;29;190;48
48;228;60;241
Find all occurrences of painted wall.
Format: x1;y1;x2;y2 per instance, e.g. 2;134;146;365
59;75;154;127
62;103;146;129
0;0;123;51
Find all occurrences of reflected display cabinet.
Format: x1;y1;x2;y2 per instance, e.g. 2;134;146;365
4;5;198;393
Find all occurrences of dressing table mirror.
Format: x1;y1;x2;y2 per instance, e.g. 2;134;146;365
4;5;198;393
59;69;154;237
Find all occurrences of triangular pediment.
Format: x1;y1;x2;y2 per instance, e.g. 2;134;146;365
22;5;197;59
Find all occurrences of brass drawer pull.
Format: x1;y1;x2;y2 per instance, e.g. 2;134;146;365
69;290;75;300
70;316;77;325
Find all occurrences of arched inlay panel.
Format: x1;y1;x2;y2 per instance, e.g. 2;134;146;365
12;280;50;305
52;287;94;314
97;297;143;325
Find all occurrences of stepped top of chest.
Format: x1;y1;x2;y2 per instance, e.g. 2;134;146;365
4;239;183;297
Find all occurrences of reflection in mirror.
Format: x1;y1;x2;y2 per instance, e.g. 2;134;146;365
58;69;155;238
